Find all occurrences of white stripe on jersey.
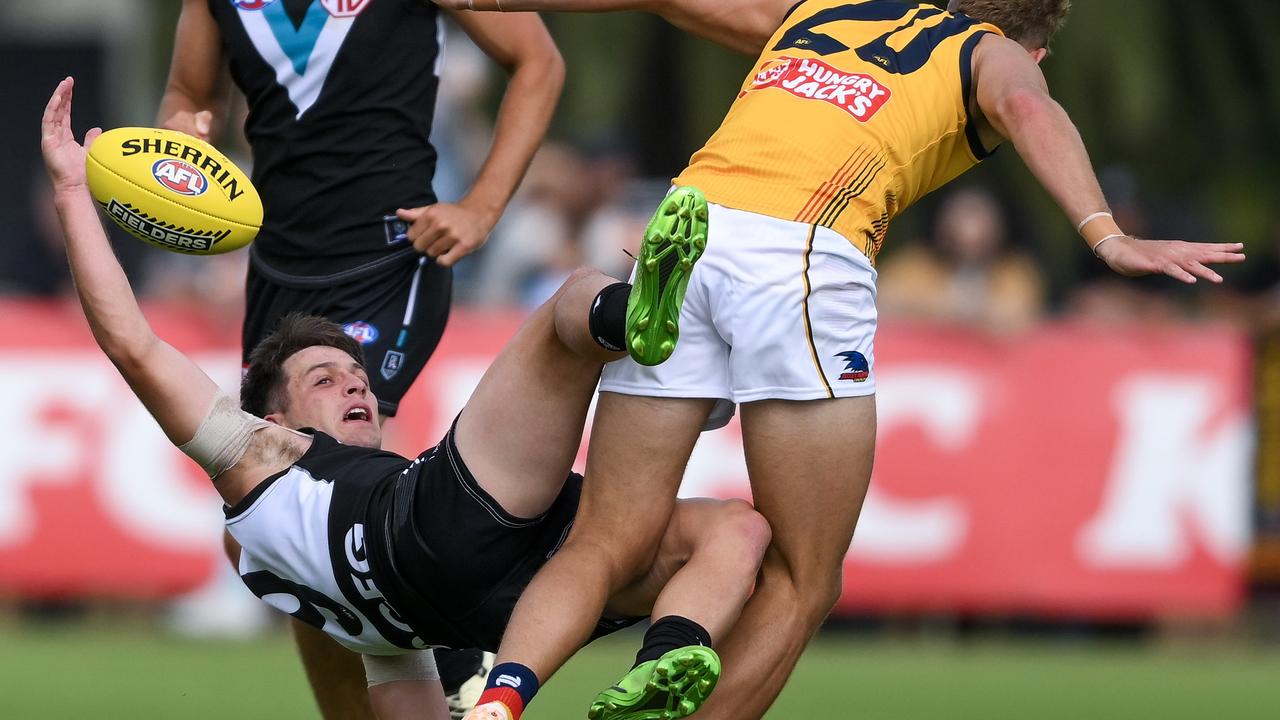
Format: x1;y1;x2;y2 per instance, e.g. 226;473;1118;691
228;465;413;654
236;6;358;119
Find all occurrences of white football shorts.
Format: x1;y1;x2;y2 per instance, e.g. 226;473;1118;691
600;202;877;429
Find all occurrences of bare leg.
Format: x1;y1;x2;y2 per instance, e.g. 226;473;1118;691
226;530;374;718
292;620;375;719
695;396;876;720
606;498;771;642
454;268;624;518
492;392;715;681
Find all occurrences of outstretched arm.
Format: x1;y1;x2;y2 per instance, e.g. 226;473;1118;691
397;9;564;267
435;0;794;56
972;35;1244;283
157;0;229;142
41;78;302;502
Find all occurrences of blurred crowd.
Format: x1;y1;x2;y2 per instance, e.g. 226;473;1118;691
5;23;1278;337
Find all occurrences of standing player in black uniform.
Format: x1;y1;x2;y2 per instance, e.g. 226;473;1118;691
157;1;565;715
45;78;766;720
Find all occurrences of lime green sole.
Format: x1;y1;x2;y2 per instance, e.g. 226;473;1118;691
587;646;721;720
625;186;709;367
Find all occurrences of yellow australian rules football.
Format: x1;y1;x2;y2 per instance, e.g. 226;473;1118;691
86;127;262;255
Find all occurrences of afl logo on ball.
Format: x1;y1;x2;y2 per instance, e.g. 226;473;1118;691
231;0;277;10
151;159;208;197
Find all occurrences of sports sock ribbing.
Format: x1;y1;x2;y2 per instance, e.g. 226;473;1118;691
475;662;540;719
633;615;713;669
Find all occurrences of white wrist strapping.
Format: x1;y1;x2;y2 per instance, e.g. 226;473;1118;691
178;392;270;478
363;650;440;687
1091;233;1125;258
1076;211;1113;234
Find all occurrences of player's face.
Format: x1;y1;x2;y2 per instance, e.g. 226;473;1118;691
272;345;382;448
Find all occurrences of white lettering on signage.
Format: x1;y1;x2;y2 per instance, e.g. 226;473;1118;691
1077;378;1251;567
851;368;978;563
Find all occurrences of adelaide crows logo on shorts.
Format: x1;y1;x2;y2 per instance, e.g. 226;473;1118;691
151;159;208;197
836;351;870;382
342;321;379;345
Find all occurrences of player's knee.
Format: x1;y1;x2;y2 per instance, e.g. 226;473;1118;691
710;499;772;568
555;266;605;302
564;266;598;286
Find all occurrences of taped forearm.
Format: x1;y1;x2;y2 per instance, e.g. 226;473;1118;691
179;392;270;478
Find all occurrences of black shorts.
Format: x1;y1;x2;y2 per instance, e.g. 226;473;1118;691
243;244;451;416
370;420;642;651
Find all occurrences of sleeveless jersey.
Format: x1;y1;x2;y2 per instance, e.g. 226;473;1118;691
675;0;1002;262
208;0;443;275
226;431;428;655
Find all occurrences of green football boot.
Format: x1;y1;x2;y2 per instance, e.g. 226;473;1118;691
626;186;709;366
586;646;721;720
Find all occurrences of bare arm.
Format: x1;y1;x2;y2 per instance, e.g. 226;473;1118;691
973;35;1244;283
157;0;229;141
437;0;794;56
397;9;564;266
41;78;303;503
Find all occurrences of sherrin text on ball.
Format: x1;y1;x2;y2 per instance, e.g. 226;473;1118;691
86;127;262;255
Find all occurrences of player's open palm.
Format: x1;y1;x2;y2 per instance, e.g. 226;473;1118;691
397;202;494;267
1096;235;1246;284
40;77;102;194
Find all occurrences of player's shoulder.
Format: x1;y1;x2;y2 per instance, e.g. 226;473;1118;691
968;32;1045;89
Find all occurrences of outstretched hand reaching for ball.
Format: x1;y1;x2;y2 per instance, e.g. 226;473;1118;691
41;77;102;195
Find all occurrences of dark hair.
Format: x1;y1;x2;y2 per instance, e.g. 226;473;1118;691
241;313;365;418
949;0;1071;48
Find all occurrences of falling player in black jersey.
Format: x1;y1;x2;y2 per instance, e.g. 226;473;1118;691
44;78;765;720
158;1;565;713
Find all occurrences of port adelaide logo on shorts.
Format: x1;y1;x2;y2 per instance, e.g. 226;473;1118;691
381;351;404;381
231;0;277;10
151;159;208;197
836;351;870;382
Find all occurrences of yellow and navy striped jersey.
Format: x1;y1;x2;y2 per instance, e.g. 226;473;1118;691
674;0;1003;262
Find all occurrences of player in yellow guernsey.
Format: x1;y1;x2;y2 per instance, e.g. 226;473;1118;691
446;2;1247;720
678;2;1002;263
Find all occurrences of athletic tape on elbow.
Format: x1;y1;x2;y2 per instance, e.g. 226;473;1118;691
363;650;440;687
179;392;270;478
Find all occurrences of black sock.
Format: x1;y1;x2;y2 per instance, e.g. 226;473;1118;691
435;647;485;694
633;615;713;669
588;281;630;352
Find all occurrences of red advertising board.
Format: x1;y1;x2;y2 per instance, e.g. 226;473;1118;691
0;301;1253;618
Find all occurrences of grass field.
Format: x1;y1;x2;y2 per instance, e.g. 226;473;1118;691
1;626;1277;719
